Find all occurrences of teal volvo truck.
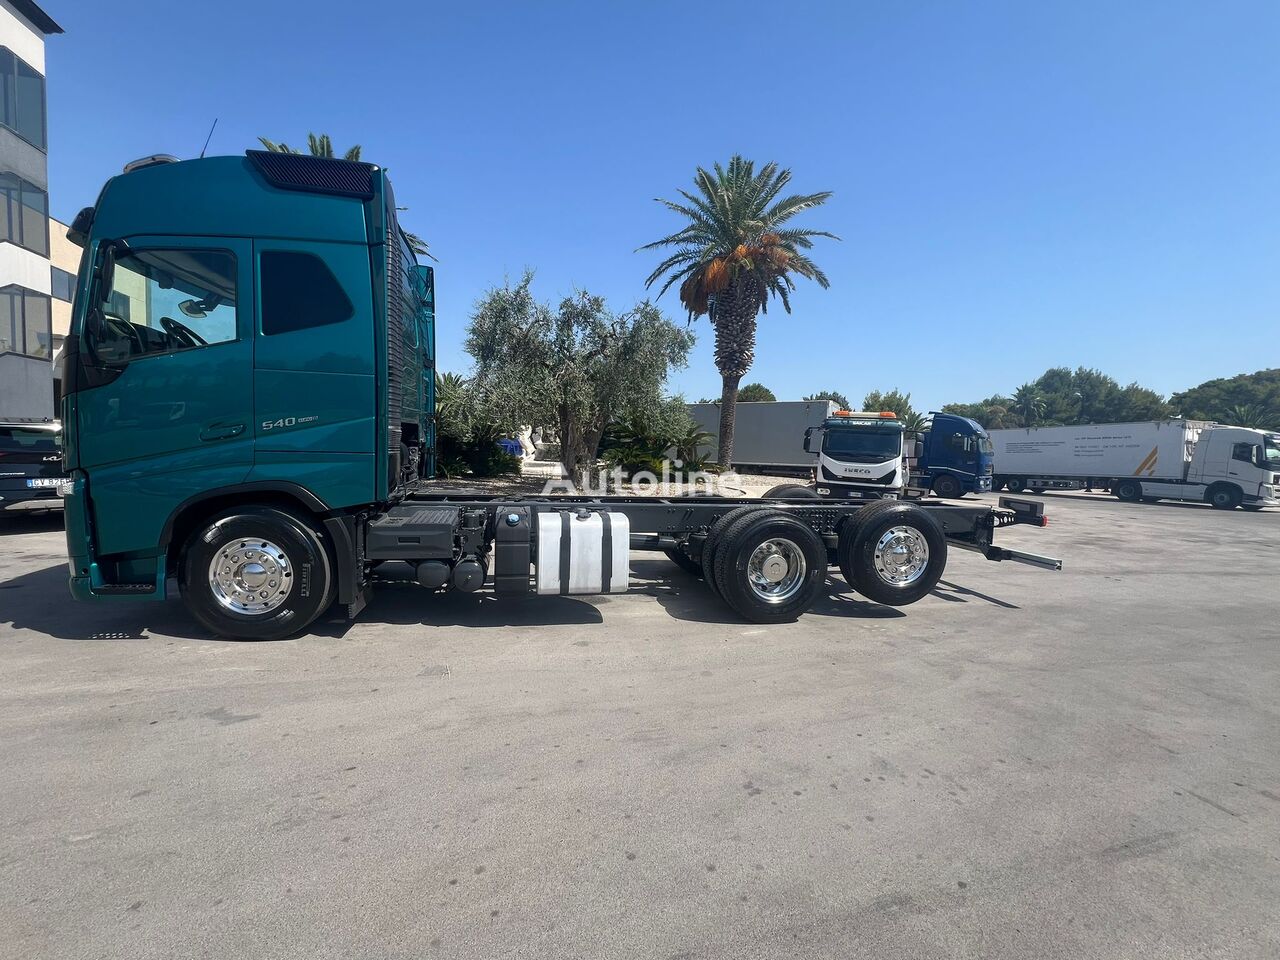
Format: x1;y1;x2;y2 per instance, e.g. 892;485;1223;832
59;152;1059;640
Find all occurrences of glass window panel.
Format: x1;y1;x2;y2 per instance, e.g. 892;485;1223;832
260;250;353;335
20;182;47;255
0;172;17;245
14;58;43;148
0;288;16;354
51;266;75;301
90;249;237;361
0;48;13;132
22;290;49;358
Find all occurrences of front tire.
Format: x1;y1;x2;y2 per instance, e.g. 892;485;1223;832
1005;477;1026;494
1207;484;1242;510
931;474;963;499
182;506;335;640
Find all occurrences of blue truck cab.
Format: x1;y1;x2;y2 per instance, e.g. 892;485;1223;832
912;413;994;498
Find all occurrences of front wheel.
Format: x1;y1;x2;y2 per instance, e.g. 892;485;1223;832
838;502;947;606
182;506;335;640
931;474;964;499
1207;485;1242;510
761;483;821;500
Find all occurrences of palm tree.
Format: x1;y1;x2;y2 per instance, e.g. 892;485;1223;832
1225;402;1279;429
257;134;431;259
641;156;836;466
1011;383;1047;426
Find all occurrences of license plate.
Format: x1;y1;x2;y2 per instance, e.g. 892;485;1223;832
26;478;61;488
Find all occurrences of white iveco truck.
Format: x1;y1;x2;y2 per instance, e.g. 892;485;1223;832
989;420;1279;510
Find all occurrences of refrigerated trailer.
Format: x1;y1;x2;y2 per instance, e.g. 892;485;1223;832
990;420;1279;510
56;151;1059;640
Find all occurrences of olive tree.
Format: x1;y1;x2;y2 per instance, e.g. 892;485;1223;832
465;273;694;480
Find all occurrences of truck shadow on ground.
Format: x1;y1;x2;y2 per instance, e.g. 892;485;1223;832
629;558;907;623
0;514;65;536
0;563;211;642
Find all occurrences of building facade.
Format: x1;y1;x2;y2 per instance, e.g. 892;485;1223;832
0;0;61;419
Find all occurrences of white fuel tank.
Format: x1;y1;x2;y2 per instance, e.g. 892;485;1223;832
535;510;630;596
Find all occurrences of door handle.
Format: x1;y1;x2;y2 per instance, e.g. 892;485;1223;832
200;421;246;442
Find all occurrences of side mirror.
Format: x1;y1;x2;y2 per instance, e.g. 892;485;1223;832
97;242;119;302
803;427;814;453
913;440;923;459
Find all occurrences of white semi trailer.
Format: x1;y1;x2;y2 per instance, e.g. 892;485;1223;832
989;420;1279;510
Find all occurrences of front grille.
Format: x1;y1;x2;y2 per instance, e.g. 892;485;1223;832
820;464;898;485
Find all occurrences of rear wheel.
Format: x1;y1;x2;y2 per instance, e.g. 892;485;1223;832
837;502;947;606
1207;484;1242;510
931;474;963;499
700;506;763;598
712;510;827;623
182;506;335;640
1114;479;1143;502
762;483;821;500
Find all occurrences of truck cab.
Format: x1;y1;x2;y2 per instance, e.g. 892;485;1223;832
913;412;995;498
806;411;906;499
59;152;435;603
1181;425;1279;510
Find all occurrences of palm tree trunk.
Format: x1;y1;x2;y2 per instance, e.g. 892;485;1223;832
712;286;759;468
717;375;741;466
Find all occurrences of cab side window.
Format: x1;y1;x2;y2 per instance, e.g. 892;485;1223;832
91;248;237;362
1231;442;1257;465
260;251;353;336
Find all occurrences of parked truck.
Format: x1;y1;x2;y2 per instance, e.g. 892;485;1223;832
56;151;1059;640
989;420;1279;510
909;412;995;498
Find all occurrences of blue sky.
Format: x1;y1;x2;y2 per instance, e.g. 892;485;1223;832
45;0;1279;411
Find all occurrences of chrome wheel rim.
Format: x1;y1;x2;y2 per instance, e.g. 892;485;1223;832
873;526;930;585
746;538;806;603
208;538;293;615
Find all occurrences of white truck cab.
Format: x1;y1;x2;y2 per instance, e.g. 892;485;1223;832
1146;425;1280;510
806;411;907;499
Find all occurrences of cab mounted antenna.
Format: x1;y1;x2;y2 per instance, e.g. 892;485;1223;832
198;118;218;159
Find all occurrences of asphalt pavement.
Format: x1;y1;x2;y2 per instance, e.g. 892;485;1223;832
1;493;1277;959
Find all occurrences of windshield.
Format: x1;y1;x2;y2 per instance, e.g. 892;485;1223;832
823;428;902;463
978;434;994;455
1265;436;1280;465
0;426;59;452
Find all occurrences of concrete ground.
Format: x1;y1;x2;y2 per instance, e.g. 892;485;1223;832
1;493;1277;960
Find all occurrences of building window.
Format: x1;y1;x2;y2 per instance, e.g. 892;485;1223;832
0;47;47;150
260;250;354;335
0;173;48;255
51;265;75;301
0;284;51;359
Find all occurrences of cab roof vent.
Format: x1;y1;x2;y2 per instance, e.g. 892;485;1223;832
123;154;179;174
246;150;377;200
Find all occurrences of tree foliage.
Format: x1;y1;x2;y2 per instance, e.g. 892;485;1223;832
943;367;1176;429
804;390;851;409
738;382;777;402
863;389;925;433
641;155;836;465
1171;369;1280;427
433;371;521;478
464;273;694;479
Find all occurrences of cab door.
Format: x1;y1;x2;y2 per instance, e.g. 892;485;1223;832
75;237;254;556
